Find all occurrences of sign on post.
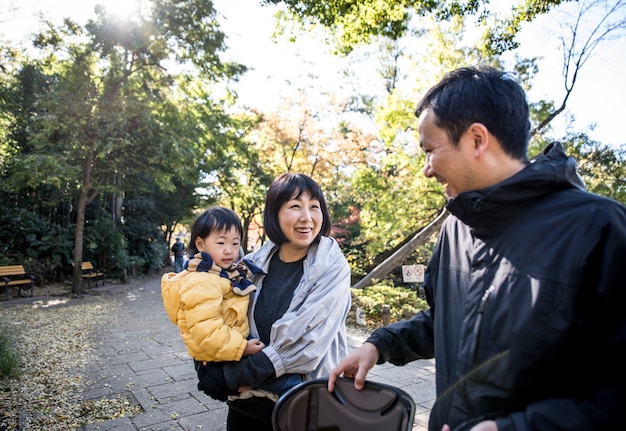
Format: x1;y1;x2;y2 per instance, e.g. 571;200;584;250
402;264;424;283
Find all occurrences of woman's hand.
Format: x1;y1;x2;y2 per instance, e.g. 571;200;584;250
196;363;237;401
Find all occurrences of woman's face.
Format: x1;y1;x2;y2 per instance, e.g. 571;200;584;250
277;190;323;262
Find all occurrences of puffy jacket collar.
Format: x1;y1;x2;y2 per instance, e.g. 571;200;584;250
446;142;585;238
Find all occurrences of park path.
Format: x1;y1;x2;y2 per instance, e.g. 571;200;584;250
78;275;436;430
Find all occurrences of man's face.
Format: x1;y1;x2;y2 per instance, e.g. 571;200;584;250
418;109;477;198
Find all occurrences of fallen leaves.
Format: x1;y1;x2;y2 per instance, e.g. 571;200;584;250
0;297;142;430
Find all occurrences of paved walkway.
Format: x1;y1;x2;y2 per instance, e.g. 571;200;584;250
79;275;436;431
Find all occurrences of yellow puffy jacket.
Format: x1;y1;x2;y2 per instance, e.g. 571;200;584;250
161;253;253;362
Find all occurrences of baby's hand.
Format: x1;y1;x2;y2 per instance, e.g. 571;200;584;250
243;338;265;356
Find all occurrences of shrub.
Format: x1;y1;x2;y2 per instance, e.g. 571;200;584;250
0;209;73;284
84;213;129;277
0;208;46;265
121;211;167;273
350;280;428;329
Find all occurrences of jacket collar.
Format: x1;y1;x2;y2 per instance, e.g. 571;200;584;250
446;142;585;238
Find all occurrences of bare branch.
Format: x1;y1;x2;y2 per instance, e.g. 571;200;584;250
532;0;626;136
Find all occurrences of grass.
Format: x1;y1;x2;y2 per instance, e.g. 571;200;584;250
0;325;20;381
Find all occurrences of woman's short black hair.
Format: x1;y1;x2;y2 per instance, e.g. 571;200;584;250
263;173;332;245
188;206;243;256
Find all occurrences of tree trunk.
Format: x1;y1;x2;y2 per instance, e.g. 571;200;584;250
352;209;449;289
72;189;87;295
72;151;94;295
242;215;252;253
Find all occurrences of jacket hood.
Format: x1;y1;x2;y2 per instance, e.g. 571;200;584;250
447;142;586;237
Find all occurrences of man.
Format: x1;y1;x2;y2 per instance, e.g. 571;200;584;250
172;237;185;273
329;67;626;430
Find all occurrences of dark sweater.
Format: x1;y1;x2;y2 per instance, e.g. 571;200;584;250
254;253;304;344
226;253;304;423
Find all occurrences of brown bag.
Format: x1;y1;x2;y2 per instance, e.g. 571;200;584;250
271;378;415;431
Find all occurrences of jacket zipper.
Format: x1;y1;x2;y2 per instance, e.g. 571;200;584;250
472;285;495;365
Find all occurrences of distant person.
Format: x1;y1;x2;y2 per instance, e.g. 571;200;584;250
161;206;301;401
329;67;626;430
196;174;352;431
171;237;185;273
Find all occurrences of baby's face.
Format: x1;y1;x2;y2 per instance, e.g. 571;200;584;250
195;227;241;269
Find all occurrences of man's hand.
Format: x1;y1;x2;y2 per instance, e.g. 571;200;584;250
469;420;498;431
441;420;498;431
328;342;380;392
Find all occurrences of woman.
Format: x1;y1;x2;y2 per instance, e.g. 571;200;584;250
197;173;352;430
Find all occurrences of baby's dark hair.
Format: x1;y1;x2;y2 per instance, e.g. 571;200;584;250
187;206;243;256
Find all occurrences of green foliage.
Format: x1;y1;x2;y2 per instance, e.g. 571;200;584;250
0;208;46;264
350;281;428;327
268;0;481;54
0;1;254;288
345;131;446;277
562;133;626;205
482;0;570;55
148;0;248;78
0;326;21;380
268;0;569;55
121;196;169;272
0;0;623;295
83;213;129;275
0;209;64;284
0;207;122;283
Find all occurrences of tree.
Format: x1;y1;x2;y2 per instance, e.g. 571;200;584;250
339;17;489;281
264;0;626;288
240;81;379;250
266;0;570;54
16;1;246;294
562;132;626;204
530;0;626;135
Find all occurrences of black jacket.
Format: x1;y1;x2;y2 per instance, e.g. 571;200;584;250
368;143;626;430
171;241;184;256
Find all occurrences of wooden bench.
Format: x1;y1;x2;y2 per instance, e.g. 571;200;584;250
0;265;35;300
78;262;106;289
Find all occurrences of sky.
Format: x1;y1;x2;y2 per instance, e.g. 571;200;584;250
2;0;625;147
